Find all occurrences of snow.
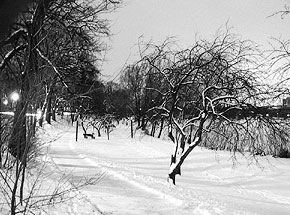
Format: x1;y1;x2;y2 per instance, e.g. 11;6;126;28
38;119;290;214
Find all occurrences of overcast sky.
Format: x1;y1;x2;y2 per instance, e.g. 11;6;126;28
101;0;290;81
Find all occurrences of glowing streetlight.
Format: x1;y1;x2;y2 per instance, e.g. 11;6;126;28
10;92;20;102
2;99;8;105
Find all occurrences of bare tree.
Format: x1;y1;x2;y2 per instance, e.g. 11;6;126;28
120;64;147;127
135;31;267;184
0;0;121;213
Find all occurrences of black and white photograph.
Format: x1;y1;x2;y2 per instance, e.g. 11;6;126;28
1;0;290;214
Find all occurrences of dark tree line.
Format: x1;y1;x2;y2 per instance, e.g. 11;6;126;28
0;0;121;214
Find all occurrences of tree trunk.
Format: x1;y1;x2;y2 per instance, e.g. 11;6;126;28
45;93;52;124
10;178;18;215
51;94;58;122
150;121;156;137
141;116;146;130
8;20;32;159
31;113;37;137
70;108;75;125
81;122;87;134
38;115;44;127
52;107;56;121
168;117;206;184
39;93;48;127
19;160;26;204
76;121;78;142
157;118;164;138
97;129;101;137
107;126;110;140
131;119;133;138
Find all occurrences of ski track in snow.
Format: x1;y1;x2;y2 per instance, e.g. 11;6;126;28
42;121;290;215
73;148;183;207
47;128;184;214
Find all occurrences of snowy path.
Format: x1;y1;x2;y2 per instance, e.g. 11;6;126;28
46;125;182;215
43;121;290;215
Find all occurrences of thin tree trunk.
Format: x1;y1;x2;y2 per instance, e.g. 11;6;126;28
131;119;133;138
31;113;37;137
39;86;52;127
157;118;164;138
11;159;20;215
151;121;156;136
51;96;58;121
107;126;110;140
76;121;78;141
45;94;52;124
9;100;28;159
97;129;101;137
141;116;146;130
52;107;56;121
70;108;74;125
81;122;87;134
19;160;26;204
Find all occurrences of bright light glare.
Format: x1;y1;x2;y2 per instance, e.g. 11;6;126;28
36;110;42;120
10;92;20;102
3;99;8;105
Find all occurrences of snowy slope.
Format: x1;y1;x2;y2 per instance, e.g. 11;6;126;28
42;120;290;215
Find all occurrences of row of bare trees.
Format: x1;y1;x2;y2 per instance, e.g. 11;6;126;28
118;29;290;184
0;0;120;214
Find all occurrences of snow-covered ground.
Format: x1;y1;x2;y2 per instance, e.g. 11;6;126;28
40;119;290;215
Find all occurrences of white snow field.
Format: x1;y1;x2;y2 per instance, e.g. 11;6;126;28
40;119;290;215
